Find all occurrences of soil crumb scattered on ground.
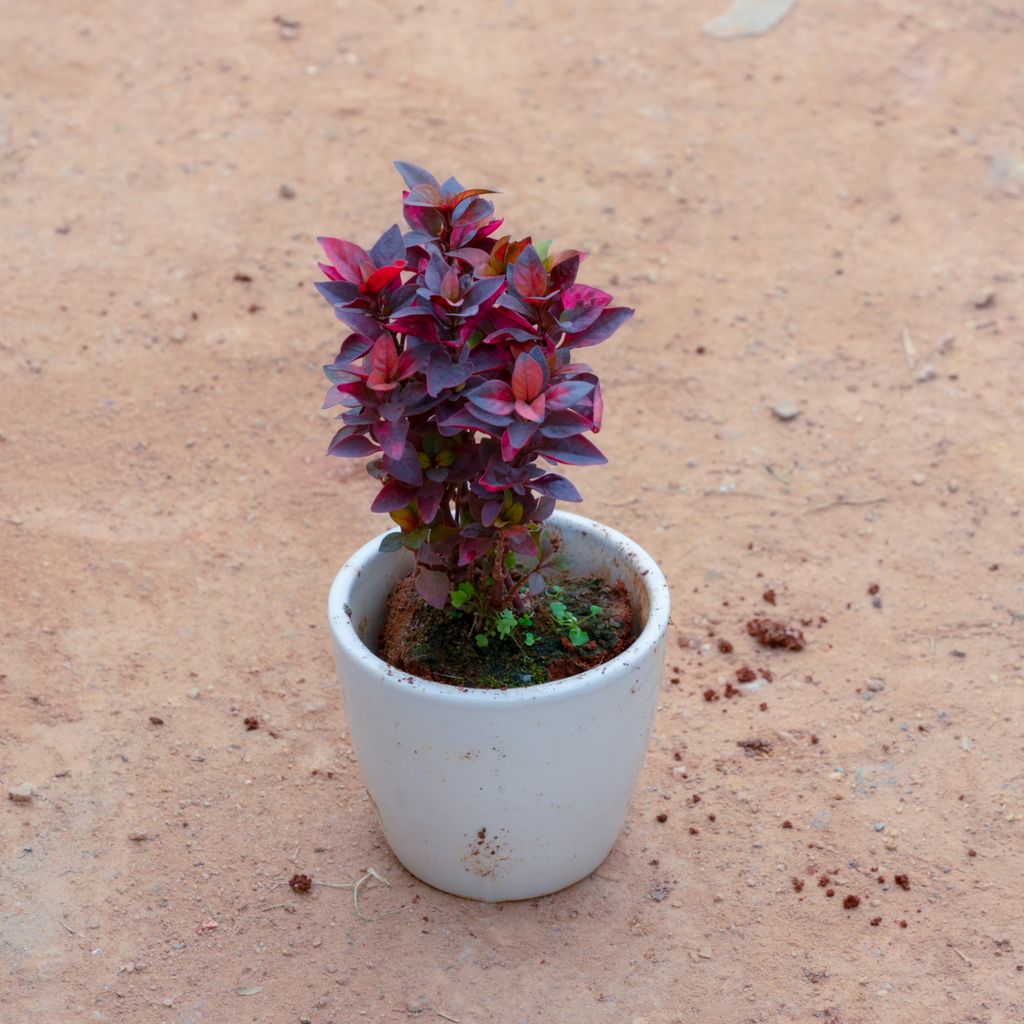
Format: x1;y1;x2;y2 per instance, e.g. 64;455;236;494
746;618;806;650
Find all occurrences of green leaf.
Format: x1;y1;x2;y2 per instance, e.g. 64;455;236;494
378;532;405;554
504;551;517;570
403;526;428;550
568;627;589;647
549;601;568;622
475;634;489;648
524;632;536;646
589;604;603;616
536;239;553;262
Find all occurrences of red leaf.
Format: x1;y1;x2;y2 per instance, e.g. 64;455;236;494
509;245;549;298
367;336;400;390
362;262;406;295
511;351;545;402
318;237;374;284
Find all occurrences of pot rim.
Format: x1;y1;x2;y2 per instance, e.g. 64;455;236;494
328;510;670;707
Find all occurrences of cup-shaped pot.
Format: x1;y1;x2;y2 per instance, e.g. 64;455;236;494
328;510;670;901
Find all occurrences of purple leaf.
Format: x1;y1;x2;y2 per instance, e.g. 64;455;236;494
374;419;409;460
328;428;378;458
558;284;613;334
333;306;386;340
371;480;417;513
394;161;439;190
426;350;471;397
369;224;406;267
338;334;373;361
323;385;348;409
382;442;423;486
315;280;361;306
415;481;445;522
537;434;607;466
414;567;450;609
459;535;494;566
503;420;538;454
545;380;593;411
538;409;591;438
502;526;538;558
437;407;503;437
467;379;515;416
561;305;634;349
530;472;582;501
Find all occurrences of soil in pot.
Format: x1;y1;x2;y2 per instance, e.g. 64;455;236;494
379;574;634;689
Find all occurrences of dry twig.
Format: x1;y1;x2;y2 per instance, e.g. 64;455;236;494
805;496;886;514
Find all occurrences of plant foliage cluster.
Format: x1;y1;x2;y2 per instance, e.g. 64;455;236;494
316;162;632;621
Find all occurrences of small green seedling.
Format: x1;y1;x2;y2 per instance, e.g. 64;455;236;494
548;597;604;647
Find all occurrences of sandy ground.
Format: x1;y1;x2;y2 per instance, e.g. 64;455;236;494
2;1;1023;1021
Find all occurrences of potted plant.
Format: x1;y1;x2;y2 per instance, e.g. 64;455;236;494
319;163;670;901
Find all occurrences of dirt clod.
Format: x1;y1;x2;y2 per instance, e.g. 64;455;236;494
737;738;773;757
746;618;806;651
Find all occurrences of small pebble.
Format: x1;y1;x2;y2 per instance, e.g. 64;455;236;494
770;400;801;422
915;365;937;383
866;678;886;692
279;183;297;199
910;472;926;486
8;783;34;803
187;688;201;700
128;831;149;842
972;287;996;309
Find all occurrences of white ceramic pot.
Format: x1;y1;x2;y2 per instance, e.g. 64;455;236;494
327;510;670;901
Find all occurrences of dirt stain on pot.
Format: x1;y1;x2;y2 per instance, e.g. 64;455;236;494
463;826;510;878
